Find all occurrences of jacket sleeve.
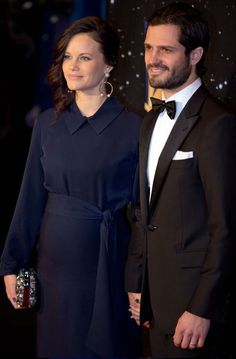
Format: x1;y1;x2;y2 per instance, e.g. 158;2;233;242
0;117;48;275
187;111;236;321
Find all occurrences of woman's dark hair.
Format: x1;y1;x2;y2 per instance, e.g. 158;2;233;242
47;16;119;113
147;2;210;77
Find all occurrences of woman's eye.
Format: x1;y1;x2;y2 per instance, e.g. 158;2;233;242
79;56;91;61
63;54;71;60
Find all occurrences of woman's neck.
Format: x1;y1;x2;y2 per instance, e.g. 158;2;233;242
75;92;107;117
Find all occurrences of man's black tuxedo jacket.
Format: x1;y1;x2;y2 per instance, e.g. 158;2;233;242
125;84;236;334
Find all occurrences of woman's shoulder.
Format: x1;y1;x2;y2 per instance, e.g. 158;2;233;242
111;97;143;125
123;107;143;124
34;106;69;130
121;106;143;133
30;107;61;137
37;107;57;124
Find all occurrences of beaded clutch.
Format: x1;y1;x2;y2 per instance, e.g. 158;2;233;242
16;268;37;308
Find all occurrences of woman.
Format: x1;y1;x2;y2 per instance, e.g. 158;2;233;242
0;16;141;357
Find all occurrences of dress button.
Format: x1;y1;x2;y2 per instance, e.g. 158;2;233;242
148;224;157;231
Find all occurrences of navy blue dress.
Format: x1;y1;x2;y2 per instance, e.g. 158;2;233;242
0;97;141;357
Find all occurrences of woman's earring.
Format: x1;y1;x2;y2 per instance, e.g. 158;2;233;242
67;88;73;93
100;72;113;98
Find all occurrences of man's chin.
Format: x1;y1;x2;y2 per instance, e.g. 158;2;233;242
149;80;163;89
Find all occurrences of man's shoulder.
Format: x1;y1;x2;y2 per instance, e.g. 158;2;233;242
203;93;236;118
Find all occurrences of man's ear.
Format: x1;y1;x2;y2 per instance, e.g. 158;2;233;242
190;47;204;65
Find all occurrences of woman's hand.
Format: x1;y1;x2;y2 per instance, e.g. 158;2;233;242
4;274;20;309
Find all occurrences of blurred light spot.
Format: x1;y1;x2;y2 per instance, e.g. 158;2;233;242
50;15;59;24
22;2;33;10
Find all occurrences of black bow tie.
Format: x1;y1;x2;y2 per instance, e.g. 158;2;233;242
150;97;176;119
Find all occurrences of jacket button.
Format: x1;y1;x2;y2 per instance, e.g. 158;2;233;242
148;224;157;231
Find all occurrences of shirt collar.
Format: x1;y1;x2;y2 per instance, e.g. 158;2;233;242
162;78;202;120
64;96;124;135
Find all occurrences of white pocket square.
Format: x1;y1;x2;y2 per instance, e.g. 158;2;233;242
172;150;194;160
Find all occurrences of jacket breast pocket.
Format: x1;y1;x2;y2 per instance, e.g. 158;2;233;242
171;157;194;169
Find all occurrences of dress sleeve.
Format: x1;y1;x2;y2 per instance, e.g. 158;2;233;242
0;117;48;275
125;161;144;293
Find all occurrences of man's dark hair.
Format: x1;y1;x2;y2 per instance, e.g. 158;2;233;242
147;2;210;76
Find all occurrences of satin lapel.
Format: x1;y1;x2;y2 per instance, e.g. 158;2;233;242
139;110;159;222
149;85;208;214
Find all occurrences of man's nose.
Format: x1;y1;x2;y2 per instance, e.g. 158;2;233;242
148;49;160;65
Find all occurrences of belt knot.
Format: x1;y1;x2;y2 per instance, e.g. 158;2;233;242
103;209;113;227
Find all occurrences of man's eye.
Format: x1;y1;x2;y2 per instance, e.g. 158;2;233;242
161;48;172;53
144;44;152;51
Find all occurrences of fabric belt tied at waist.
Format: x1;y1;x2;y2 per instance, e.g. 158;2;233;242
46;193;128;357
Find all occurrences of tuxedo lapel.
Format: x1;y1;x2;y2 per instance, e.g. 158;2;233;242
149;113;198;212
149;85;209;214
139;110;159;222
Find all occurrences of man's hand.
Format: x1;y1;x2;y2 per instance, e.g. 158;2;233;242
173;310;210;350
128;292;141;325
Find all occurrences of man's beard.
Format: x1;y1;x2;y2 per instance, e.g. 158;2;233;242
147;58;191;90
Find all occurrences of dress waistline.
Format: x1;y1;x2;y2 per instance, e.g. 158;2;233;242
46;192;128;357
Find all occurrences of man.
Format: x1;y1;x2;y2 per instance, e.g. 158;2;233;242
125;2;236;358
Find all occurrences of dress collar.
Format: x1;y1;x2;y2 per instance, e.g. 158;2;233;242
64;96;124;135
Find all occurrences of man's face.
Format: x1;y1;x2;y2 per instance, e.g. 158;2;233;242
145;24;194;93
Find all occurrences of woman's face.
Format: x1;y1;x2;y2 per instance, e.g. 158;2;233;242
62;33;109;95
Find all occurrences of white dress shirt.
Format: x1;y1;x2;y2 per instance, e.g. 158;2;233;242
147;78;202;197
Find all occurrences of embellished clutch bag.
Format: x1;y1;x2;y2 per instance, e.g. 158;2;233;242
16;268;37;308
